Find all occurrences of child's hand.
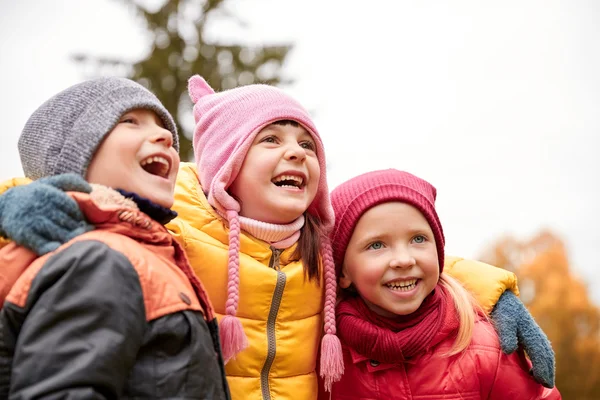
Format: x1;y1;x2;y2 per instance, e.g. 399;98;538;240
0;174;93;255
491;290;555;388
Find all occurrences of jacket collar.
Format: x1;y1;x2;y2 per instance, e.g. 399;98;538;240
115;188;177;225
69;185;173;245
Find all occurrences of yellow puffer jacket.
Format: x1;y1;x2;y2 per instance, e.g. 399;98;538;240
444;255;519;314
167;163;324;400
166;163;520;400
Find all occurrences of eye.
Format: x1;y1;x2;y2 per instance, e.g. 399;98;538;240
300;140;316;151
119;115;137;124
260;135;278;144
367;241;384;250
412;235;427;244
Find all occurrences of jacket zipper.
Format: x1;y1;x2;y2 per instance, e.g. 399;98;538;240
267;247;282;271
261;247;286;400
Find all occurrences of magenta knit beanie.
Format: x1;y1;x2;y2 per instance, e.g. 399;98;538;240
187;75;342;387
330;169;445;276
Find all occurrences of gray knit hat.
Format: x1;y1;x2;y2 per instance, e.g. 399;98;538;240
18;77;179;180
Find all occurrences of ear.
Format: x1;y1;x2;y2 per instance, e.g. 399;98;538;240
188;75;215;103
338;266;353;289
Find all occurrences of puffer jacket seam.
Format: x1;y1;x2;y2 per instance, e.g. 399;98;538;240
487;340;502;397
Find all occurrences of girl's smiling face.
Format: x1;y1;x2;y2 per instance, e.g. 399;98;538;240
229;121;320;224
340;202;440;317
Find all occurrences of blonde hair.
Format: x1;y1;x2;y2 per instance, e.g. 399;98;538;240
438;273;487;356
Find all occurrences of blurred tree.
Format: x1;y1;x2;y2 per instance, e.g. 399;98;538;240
72;0;292;160
481;230;600;399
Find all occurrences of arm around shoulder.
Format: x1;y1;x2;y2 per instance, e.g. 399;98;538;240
0;177;31;249
0;177;32;195
444;256;519;314
0;174;93;255
3;240;147;399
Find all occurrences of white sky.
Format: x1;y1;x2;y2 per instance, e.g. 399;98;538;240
1;0;599;303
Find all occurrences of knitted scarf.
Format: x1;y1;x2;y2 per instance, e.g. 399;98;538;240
336;285;458;364
239;214;305;249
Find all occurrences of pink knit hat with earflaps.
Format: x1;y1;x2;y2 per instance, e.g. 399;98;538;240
187;75;343;389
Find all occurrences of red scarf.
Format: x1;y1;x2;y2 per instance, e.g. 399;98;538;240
336;285;459;364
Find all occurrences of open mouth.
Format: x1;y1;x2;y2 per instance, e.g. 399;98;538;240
140;155;171;179
384;278;418;292
272;174;305;189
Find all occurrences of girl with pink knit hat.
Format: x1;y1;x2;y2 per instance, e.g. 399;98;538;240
0;75;556;399
166;75;343;399
323;169;560;399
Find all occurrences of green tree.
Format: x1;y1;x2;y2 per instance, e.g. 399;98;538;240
73;0;292;160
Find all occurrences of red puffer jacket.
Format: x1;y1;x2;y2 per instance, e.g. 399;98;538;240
321;318;560;399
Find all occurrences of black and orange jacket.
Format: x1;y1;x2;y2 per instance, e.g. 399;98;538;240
0;186;230;399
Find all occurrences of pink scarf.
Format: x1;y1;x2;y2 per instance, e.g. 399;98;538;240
336;285;459;364
238;214;304;249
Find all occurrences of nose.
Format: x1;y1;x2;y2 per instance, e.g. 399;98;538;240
284;142;306;162
151;126;174;149
389;247;416;269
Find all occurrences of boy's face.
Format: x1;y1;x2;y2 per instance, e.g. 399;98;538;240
86;109;180;208
228;122;320;224
339;202;440;318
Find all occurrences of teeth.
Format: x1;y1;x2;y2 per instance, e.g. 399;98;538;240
273;175;304;186
140;156;169;167
140;156;170;178
386;279;417;291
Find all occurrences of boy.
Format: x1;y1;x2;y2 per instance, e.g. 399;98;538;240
0;77;230;399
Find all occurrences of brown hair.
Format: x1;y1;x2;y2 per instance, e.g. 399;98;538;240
292;212;324;283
